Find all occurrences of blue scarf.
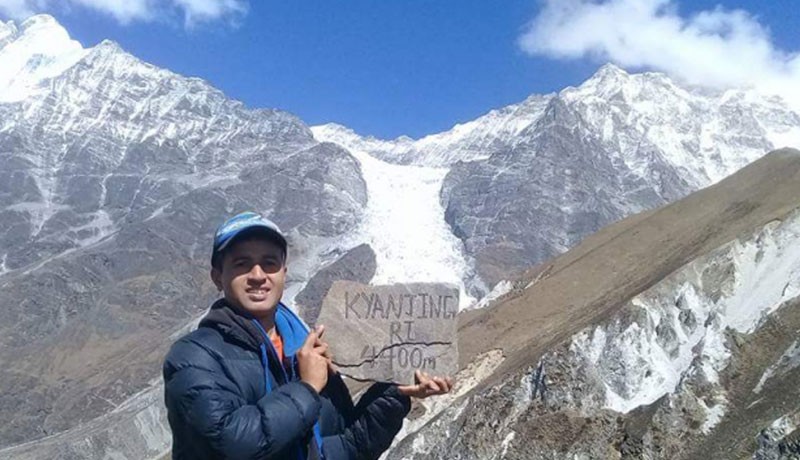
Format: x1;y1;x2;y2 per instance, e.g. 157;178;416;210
251;303;325;460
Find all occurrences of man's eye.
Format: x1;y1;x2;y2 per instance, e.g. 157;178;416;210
262;260;280;272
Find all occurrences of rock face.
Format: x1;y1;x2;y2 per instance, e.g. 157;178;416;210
754;414;800;460
317;281;459;383
385;150;800;460
441;96;670;286
0;15;367;450
0;380;170;460
296;243;377;326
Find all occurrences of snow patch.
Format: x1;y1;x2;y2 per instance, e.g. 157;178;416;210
698;398;727;434
470;279;513;310
312;95;549;167
770;414;797;436
754;340;800;394
768;126;800;151
561;69;797;190
71;210;117;247
133;404;170;452
500;432;515;458
723;221;800;333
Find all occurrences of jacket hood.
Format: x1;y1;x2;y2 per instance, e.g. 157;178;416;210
199;298;311;356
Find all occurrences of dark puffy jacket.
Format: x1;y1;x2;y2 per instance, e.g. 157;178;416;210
163;299;411;459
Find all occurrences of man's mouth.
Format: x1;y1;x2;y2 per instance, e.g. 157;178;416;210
246;288;270;300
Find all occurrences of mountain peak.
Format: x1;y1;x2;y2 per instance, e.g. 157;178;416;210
0;14;87;102
0;14;70;45
598;62;627;74
559;62;635;101
315;122;354;134
589;62;631;84
88;38;126;59
19;14;61;34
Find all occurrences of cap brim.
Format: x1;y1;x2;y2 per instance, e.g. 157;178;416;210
216;225;287;253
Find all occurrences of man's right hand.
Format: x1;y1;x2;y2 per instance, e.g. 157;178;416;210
297;326;330;393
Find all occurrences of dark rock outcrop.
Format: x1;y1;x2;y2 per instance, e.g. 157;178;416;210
296;243;377;326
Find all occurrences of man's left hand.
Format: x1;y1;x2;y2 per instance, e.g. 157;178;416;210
397;370;454;398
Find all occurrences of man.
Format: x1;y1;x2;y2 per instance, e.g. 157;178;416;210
163;211;453;459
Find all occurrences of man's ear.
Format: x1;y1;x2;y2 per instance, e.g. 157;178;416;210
210;267;223;291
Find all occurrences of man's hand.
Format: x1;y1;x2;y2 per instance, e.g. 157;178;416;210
297;326;330;393
397;370;454;398
314;325;338;375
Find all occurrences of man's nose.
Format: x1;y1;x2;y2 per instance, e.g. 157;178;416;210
248;263;268;281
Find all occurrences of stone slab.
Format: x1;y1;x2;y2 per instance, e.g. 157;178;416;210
316;280;459;384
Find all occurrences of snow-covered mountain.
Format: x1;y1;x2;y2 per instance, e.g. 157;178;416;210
312;93;552;167
314;63;800;287
1;13;799;460
315;63;800;180
0;14;366;451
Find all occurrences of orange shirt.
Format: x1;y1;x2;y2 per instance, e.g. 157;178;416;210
270;333;284;362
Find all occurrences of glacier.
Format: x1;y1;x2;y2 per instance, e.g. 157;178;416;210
313;127;477;308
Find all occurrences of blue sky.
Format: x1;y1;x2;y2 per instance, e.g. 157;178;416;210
1;0;798;139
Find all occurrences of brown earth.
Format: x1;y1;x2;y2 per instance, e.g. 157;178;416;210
457;148;800;393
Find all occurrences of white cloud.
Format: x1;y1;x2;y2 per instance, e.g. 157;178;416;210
0;0;247;27
0;0;43;20
172;0;248;27
69;0;155;24
518;0;800;106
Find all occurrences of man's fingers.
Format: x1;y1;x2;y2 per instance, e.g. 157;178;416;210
313;343;329;356
425;377;441;393
304;325;329;350
400;372;456;398
415;371;446;394
418;370;431;384
302;331;318;349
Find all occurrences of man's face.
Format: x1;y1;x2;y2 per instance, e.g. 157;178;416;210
211;237;287;320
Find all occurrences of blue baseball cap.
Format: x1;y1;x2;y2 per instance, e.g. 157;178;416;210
211;211;287;268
